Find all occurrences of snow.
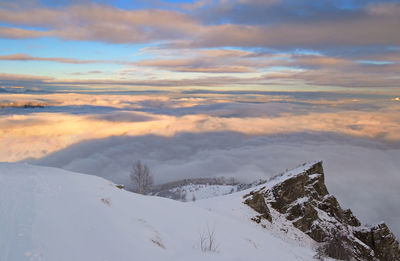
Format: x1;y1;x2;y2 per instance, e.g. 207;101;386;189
194;192;317;251
168;184;238;201
308;174;322;180
0;163;317;261
261;161;321;190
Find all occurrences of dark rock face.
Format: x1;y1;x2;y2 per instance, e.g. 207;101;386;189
318;195;343;221
270;173;309;211
244;189;272;222
343;209;361;227
355;223;400;261
371;223;400;261
243;161;400;261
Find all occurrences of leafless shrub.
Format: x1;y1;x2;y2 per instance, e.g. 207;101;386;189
200;224;220;253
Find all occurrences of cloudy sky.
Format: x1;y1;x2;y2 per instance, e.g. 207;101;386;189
0;0;400;235
0;0;400;91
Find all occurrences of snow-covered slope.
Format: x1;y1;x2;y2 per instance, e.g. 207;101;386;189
0;163;316;261
166;184;239;201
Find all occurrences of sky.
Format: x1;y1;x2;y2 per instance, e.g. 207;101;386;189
0;0;399;92
0;0;400;236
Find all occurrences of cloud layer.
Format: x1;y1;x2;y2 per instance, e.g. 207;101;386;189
1;91;399;162
31;132;400;237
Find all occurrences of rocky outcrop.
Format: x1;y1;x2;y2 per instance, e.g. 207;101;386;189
355;223;400;261
343;209;361;227
243;161;400;261
244;188;272;222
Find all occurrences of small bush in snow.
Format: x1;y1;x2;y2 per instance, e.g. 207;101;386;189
200;225;219;253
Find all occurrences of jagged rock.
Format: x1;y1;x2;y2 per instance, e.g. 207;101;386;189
371;223;400;261
304;163;329;198
243;161;400;261
269;162;335;243
270;161;328;212
355;223;400;261
308;223;332;243
244;192;268;214
343;209;361;227
352;239;375;261
270;173;309;212
244;191;272;222
318;195;343;222
287;200;315;221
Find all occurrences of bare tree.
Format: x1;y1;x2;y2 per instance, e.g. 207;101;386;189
130;160;153;195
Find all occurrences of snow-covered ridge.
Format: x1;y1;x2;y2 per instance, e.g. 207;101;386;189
0;162;316;261
262;160;322;188
1;161;398;261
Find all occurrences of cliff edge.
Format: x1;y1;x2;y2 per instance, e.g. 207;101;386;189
243;161;400;261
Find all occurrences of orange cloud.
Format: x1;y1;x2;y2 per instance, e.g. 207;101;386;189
1;93;400;162
0;73;53;82
2;109;400;162
0;26;48;39
0;54;127;65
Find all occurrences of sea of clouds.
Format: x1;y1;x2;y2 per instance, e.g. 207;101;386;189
31;132;400;236
1;90;399;235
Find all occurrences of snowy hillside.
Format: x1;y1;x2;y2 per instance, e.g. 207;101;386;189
0;163;316;261
161;184;239;201
150;177;263;201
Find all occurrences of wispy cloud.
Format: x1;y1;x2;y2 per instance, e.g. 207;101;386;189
0;54;127;65
136;58;256;73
